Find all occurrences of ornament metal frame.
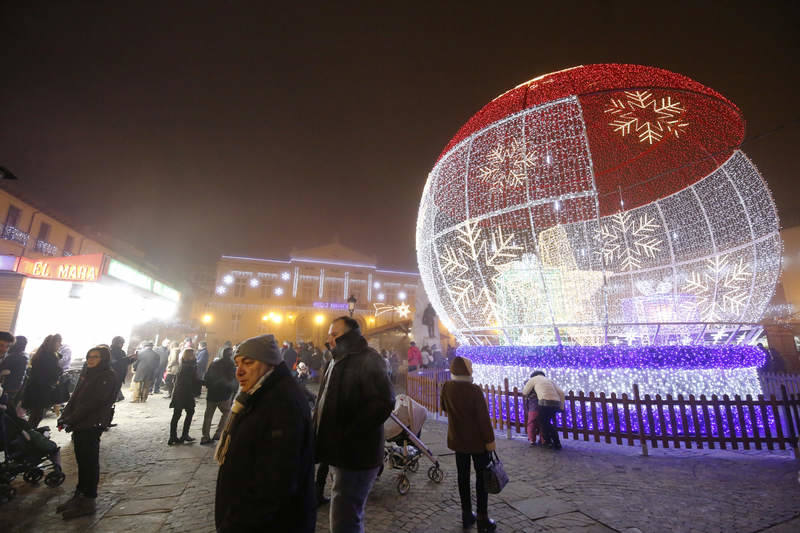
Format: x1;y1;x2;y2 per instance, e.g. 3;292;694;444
416;64;781;397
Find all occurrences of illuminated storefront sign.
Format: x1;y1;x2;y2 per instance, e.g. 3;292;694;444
16;254;104;282
313;301;349;310
107;259;153;291
153;280;180;302
107;259;180;302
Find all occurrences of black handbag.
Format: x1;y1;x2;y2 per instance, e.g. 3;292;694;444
482;451;509;494
51;374;71;404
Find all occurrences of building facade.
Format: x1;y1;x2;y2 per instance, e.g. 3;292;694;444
196;242;422;349
0;184;181;359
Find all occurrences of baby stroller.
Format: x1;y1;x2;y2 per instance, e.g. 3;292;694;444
383;394;444;495
0;372;65;504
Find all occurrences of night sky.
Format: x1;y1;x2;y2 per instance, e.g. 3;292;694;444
1;2;798;278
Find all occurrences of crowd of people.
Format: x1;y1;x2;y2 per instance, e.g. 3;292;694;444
0;320;568;532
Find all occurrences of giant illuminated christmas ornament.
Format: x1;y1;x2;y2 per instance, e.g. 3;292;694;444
416;64;779;397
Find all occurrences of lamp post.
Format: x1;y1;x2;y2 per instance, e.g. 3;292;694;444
347;295;357;318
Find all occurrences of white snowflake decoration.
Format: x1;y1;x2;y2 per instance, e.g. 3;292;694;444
595;212;663;271
682;255;751;322
476;139;533;192
438;221;522;321
605;90;688;144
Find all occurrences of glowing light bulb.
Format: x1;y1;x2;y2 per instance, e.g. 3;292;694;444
223;274;234;285
249;278;260;288
274;287;284;296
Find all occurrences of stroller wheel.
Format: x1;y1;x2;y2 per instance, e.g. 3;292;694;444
396;474;410;495
407;457;419;473
428;465;444;483
0;485;16;504
45;470;66;487
23;468;44;484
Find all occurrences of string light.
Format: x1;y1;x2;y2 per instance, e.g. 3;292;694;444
458;345;766;398
274;287;284;296
416;64;780;348
374;302;412;319
215;286;227;295
281;271;291;281
249;278;260;288
223;274;234;285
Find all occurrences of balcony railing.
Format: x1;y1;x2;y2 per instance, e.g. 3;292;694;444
1;224;30;246
34;239;58;256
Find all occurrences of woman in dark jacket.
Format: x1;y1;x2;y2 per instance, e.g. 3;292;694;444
440;356;497;533
55;345;118;520
169;349;200;445
0;334;27;415
23;335;63;429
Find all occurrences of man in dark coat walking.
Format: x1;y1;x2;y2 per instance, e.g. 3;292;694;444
131;341;158;403
314;316;394;533
283;341;298;371
214;334;315;533
201;347;237;444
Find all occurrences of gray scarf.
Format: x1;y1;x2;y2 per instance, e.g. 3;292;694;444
214;369;272;465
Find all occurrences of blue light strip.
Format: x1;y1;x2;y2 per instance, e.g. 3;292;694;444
292;257;376;269
222;255;291;264
456;344;767;370
376;269;419;276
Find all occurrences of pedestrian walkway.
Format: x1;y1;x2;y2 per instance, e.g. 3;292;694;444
2;392;799;532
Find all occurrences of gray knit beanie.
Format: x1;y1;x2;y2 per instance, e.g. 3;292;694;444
234;334;282;366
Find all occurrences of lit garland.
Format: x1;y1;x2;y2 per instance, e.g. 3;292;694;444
416;64;781;347
460;349;764;398
1;225;30;246
456;344;767;370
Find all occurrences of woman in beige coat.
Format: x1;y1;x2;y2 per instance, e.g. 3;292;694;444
164;342;181;398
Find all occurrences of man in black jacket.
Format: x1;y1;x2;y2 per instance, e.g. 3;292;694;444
214;334;315;533
109;336;132;400
314;316;394;533
283;341;297;371
201;347;237;444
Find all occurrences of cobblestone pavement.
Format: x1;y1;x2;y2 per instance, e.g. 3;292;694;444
2;389;800;533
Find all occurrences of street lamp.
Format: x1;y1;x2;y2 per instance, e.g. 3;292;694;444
347;295;357;317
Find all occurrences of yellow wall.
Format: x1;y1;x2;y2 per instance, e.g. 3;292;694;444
0;188;114;259
780;226;800;311
193;255;420;351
